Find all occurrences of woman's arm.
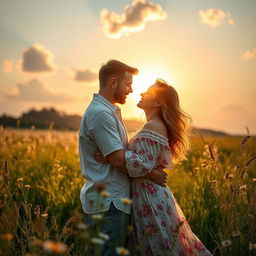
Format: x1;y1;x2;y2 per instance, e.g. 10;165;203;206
93;149;167;186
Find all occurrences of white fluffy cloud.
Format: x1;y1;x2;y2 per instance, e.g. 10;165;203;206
8;79;76;102
22;44;56;73
74;69;97;82
100;0;167;39
242;48;256;60
199;9;234;27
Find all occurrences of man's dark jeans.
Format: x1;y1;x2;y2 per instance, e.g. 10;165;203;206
84;202;130;256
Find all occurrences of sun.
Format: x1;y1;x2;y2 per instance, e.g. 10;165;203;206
131;66;175;104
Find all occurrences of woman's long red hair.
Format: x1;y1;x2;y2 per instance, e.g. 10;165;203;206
154;79;191;161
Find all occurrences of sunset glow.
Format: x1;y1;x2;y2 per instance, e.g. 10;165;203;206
131;66;175;104
0;0;255;134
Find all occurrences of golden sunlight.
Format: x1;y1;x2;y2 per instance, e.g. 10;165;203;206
131;66;175;104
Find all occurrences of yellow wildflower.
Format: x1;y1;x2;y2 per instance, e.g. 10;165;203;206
91;214;103;221
101;191;110;198
121;198;132;205
116;247;129;255
1;233;13;241
42;240;67;254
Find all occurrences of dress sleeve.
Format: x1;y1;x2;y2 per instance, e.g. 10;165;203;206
125;137;167;178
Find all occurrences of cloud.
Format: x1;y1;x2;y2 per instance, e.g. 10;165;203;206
100;0;167;39
242;48;256;60
199;9;234;27
74;69;97;82
3;59;14;73
7;79;76;103
22;44;56;73
220;104;243;112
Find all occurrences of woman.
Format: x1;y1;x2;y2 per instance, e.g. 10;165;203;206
95;79;212;256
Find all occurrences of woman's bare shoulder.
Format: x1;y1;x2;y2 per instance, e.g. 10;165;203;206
143;120;168;138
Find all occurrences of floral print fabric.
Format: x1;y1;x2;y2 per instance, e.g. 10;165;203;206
125;129;213;256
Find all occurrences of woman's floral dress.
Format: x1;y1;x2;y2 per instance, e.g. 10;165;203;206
125;129;213;256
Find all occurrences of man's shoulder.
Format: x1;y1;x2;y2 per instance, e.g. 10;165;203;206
85;100;113;117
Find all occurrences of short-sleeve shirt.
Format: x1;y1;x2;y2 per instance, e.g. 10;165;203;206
79;94;131;214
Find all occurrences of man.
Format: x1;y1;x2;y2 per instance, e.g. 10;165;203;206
79;60;167;255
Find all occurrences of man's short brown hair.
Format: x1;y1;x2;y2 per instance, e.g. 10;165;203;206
99;59;138;88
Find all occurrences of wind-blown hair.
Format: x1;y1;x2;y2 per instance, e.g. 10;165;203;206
154;79;191;161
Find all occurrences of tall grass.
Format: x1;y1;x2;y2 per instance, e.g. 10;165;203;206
0;128;255;255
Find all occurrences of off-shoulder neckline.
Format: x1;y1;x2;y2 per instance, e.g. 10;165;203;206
140;128;169;141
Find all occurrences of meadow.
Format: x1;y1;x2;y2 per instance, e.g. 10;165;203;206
0;127;255;256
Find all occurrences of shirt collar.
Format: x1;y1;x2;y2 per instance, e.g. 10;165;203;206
93;93;120;112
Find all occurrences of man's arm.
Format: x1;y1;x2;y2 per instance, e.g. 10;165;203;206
106;150;167;186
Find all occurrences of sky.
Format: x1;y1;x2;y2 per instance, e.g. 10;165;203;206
0;0;255;135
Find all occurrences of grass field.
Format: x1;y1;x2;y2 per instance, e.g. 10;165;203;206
0;128;255;255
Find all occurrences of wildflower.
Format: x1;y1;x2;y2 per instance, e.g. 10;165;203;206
232;231;241;237
98;232;110;241
17;178;24;182
249;242;256;250
42;240;67;254
221;240;231;247
91;214;103;221
77;223;88;230
101;191;110;198
1;233;13;241
116;246;129;255
91;237;105;245
121;198;132;205
239;184;247;191
24;184;31;189
41;213;48;218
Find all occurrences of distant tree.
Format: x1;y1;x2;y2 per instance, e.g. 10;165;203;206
0;114;17;127
0;107;81;130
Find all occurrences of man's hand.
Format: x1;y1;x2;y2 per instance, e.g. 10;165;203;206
93;150;108;163
146;166;168;187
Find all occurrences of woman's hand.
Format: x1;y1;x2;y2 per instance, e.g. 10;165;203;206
146;166;167;187
93;150;108;163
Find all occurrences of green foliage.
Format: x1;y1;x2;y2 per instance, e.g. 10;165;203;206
0;129;255;255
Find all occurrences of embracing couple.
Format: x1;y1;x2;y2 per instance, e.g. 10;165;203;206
79;60;212;256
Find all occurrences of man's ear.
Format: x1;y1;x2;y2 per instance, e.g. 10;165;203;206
109;77;117;89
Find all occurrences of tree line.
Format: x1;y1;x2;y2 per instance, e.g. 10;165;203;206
0;108;81;130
